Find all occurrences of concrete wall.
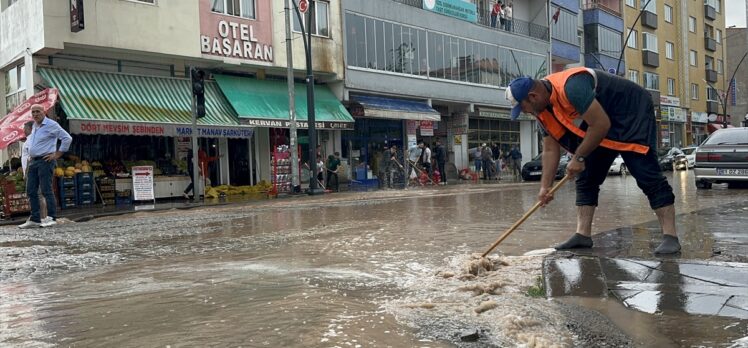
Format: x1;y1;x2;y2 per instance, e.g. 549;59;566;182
271;0;345;79
726;28;748;127
42;0;202;58
0;0;44;69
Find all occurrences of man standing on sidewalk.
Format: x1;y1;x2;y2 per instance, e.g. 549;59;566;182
434;140;447;185
19;105;72;229
509;145;522;177
21;121;49;224
505;68;680;254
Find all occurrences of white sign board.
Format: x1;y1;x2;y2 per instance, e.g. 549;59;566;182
132;166;155;201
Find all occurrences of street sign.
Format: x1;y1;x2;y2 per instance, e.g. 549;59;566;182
299;0;308;13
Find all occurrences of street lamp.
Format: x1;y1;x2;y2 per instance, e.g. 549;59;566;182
615;0;654;76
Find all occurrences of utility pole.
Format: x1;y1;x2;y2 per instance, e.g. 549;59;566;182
190;68;203;202
285;0;300;192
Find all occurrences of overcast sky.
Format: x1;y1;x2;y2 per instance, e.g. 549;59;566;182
727;0;747;27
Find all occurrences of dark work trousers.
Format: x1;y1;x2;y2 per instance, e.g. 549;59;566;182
575;146;675;209
482;159;493;179
184;167;195;195
438;161;447;183
326;172;339;192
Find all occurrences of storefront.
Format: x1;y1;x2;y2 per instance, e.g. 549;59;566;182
468;106;537;167
342;95;440;181
212;74;355;189
40;68;255;200
690;112;708;145
659;97;686;149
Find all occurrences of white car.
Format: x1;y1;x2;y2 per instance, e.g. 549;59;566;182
608;155;627;175
681;146;697;169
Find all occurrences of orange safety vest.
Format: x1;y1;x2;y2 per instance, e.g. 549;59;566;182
536;67;650;155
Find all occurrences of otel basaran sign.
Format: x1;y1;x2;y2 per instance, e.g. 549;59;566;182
199;0;273;63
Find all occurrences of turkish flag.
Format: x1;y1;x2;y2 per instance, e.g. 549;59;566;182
0;88;59;150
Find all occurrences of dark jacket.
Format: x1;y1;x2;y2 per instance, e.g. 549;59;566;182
434;144;447;164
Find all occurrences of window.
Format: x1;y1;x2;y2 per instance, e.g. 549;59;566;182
706;86;719;101
667;78;675;96
643;72;659;90
584;24;622;58
640;0;656;13
688;17;696;33
689;50;697;66
628;69;639;83
642;32;658;53
3;64;25;114
705;24;714;39
211;0;255;19
664;5;672;23
665;41;674;59
705;56;715;70
716;0;721;12
293;1;329;37
626;0;635;7
626;29;637;49
717;59;723;74
716;29;722;43
691;83;699;100
551;7;577;45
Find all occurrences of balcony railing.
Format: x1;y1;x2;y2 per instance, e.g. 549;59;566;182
391;0;550;41
582;0;622;16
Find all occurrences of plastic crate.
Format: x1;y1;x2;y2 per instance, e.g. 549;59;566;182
75;172;94;182
59;177;76;188
60;197;76;209
115;197;131;206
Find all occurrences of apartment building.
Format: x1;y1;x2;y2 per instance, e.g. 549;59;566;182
1;0;350;188
623;0;726;148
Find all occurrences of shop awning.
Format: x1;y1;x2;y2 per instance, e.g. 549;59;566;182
38;68;253;138
213;74;355;130
349;95;441;122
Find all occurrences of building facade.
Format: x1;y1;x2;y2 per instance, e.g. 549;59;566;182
623;0;726;148
1;0;352;194
341;0;551;173
725;27;748;128
551;0;583;73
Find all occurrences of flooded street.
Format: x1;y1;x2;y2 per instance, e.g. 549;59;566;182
2;171;748;347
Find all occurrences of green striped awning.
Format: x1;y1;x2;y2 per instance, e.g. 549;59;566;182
214;74;354;130
39;68;241;127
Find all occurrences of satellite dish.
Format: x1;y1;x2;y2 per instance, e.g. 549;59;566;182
708;113;718;122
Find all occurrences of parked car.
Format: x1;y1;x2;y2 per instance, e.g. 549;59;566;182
521;153;570;181
608;155;627;175
681;146;697;169
673;153;689;170
658;147;684;171
694;128;748;189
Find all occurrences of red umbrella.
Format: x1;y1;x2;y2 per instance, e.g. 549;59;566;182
0;88;58;149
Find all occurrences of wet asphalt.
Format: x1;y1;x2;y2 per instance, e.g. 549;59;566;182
1;170;747;347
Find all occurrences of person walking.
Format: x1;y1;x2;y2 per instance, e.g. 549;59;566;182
183;148;219;200
378;146;390;189
505;67;680;254
20;121;49;223
326;152;341;192
19;105;72;229
434;140;447;185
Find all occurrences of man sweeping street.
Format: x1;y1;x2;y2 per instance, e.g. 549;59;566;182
506;67;681;254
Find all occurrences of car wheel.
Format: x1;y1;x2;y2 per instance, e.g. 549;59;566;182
695;180;712;189
728;181;748;189
620;164;627;175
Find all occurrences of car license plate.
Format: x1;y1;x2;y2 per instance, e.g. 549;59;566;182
717;169;748;176
530;171;542;175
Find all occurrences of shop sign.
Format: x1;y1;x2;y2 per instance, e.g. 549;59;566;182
406;120;418;136
476;107;533;121
660;96;680;107
240;118;354;130
199;0;273;63
420;121;434;136
661;107;686;123
423;0;477;23
691;112;708;124
70;0;84;33
69;120;255;138
132;166;155;201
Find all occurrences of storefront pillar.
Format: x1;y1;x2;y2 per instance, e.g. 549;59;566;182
255;128;271;182
219;137;230;185
520;121;535;165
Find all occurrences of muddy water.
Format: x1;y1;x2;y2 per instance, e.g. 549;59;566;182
1;171;747;346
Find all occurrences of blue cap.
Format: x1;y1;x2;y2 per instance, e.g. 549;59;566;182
506;77;534;120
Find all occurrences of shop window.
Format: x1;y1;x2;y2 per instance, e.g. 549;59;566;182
293;0;329;37
4;64;25;114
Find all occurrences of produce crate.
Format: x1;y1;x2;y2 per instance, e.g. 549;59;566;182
58;178;77;210
60;196;76;209
76;188;95;206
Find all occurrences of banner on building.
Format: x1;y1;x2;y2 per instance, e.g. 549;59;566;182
0;88;59;149
423;0;477;23
69;120;254;138
420;121;434;136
